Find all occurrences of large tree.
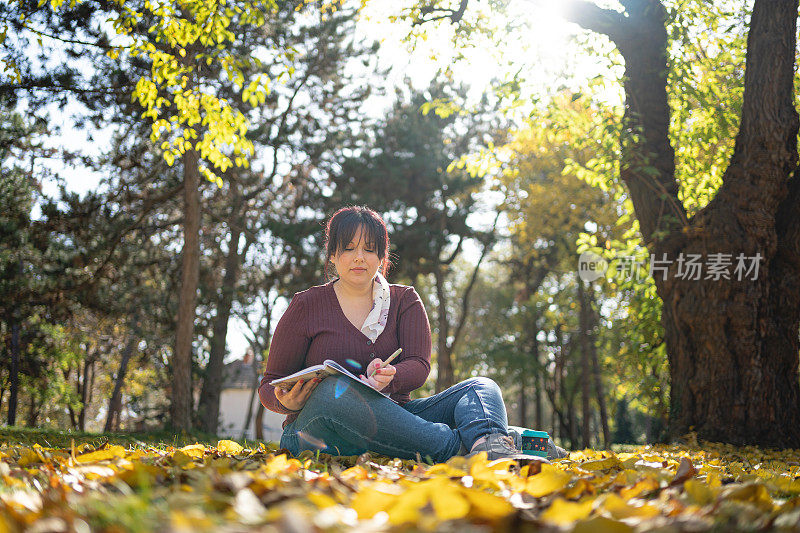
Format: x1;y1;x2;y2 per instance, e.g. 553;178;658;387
559;0;800;446
416;0;800;446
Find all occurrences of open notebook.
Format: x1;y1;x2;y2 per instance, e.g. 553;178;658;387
269;359;395;401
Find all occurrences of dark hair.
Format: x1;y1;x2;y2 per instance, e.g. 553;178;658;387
324;206;390;279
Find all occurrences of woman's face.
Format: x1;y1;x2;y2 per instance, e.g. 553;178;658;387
330;225;381;286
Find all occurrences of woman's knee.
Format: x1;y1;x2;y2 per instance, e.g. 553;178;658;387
302;376;375;419
460;376;502;395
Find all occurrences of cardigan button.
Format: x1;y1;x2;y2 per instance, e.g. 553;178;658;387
366;339;372;345
370;353;375;358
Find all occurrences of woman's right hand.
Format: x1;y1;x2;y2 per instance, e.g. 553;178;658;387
274;378;322;411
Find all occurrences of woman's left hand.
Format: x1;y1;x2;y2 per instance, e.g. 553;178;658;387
360;358;396;391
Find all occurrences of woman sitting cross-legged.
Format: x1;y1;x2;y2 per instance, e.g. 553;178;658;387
258;205;567;463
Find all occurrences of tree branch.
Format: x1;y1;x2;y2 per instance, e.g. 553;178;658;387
413;0;470;25
449;211;500;354
562;0;627;42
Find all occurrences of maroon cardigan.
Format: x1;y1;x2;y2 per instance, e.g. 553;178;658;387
258;279;432;428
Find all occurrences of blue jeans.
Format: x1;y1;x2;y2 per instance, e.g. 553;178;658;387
279;376;509;463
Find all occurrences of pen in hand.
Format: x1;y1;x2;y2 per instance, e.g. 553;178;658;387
367;348;402;378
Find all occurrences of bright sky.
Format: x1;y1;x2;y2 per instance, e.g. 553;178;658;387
32;0;620;360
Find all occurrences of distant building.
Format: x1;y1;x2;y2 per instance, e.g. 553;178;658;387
218;350;285;443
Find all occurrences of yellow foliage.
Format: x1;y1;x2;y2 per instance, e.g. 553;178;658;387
540;497;593;525
216;440;244;455
75;445;127;463
525;464;572;497
1;436;799;531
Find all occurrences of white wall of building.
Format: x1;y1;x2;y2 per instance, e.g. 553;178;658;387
218;388;285;443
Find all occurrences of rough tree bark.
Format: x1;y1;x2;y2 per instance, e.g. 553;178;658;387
172;148;201;431
564;0;800;446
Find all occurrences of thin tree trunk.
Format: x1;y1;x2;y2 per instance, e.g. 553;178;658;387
586;288;610;448
531;328;543;429
578;279;592;449
241;358;260;441
87;359;96;407
78;353;93;432
172;148;201;431
518;372;527;427
565;388;577;451
434;267;453;393
26;394;37;427
7;315;19;426
105;336;137;432
591;349;610;449
434;213;498;393
255;402;265;441
534;371;543;430
199;206;245;434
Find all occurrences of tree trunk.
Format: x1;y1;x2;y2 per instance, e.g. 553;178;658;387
78;354;93;432
434;267;454;392
433;214;496;393
662;0;800;447
566;0;800;447
255;402;265;441
172;148;201;431
26;394;37;427
7;315;19;426
578;279;592;448
565;389;577;451
199;210;244;434
518;371;527;427
591;349;610;449
534;372;543;430
105;336;137;432
241;357;260;440
587;288;610;448
531;330;543;429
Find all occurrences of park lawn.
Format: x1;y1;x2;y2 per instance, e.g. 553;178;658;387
0;430;799;532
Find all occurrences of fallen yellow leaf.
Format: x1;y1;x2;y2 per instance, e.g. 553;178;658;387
573;516;634;533
564;478;596;499
600;493;661;520
684;479;716;505
350;482;401;519
179;444;206;458
582;456;622;471
540;497;594;526
430;485;470;521
526;464;572;497
462;488;515;520
75;445;126;464
217;440;244;455
619;476;659;499
720;482;774;512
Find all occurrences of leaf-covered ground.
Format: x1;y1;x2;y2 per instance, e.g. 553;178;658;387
1;430;799;532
